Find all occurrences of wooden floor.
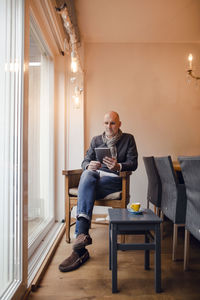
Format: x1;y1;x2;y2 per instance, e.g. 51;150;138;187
27;219;200;300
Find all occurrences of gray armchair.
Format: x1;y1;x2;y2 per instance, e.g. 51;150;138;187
154;156;187;261
143;156;162;216
178;156;200;270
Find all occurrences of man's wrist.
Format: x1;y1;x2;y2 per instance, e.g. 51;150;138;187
116;163;121;172
118;163;122;172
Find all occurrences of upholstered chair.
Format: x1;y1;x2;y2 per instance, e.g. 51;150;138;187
143;156;162;216
154;156;187;261
178;156;200;270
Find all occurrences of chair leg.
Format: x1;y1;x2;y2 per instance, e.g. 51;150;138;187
66;212;71;243
184;229;190;271
121;234;125;244
160;211;164;240
65;197;71;243
154;205;156;214
172;224;178;261
156;207;160;217
147;199;149;209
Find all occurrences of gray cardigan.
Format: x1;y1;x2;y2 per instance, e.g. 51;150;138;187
81;133;138;174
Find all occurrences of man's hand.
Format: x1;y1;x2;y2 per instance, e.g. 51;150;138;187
102;157;120;171
87;160;101;171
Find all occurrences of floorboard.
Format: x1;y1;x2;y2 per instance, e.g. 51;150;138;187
27;218;200;300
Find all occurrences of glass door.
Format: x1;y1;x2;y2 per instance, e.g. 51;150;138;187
28;18;55;259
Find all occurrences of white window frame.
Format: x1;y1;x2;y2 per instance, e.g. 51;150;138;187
0;0;27;299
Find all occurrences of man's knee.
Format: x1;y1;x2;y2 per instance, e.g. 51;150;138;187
80;169;99;184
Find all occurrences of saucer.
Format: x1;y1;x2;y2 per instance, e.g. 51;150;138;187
127;208;143;215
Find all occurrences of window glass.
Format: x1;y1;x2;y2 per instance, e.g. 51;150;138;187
28;21;54;257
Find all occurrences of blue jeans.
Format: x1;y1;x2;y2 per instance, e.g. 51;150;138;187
75;170;122;235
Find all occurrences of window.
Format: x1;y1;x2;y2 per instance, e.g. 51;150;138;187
0;0;24;298
28;18;55;259
0;1;67;297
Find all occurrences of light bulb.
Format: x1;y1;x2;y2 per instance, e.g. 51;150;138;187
70;76;76;83
74;96;79;105
71;51;78;73
75;86;80;96
188;53;193;69
71;59;78;73
73;95;80;109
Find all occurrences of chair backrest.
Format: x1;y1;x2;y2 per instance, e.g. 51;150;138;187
143;156;162;208
178;156;200;241
154;156;186;224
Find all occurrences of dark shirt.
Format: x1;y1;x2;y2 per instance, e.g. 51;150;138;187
81;133;138;174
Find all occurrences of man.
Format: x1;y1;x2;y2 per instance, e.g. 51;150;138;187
59;111;138;272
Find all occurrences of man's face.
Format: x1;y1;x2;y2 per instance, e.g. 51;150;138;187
104;112;121;138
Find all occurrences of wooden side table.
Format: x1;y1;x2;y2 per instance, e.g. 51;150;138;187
108;208;162;293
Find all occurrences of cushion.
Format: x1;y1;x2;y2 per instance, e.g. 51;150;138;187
69;187;122;200
69;188;79;196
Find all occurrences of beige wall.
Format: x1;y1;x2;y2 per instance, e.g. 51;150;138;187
84;42;200;206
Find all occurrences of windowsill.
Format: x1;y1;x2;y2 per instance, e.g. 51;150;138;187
28;221;65;287
28;218;55;259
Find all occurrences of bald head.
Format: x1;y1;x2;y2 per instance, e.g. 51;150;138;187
104;111;121;138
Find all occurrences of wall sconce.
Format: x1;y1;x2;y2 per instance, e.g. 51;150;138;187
187;53;200;80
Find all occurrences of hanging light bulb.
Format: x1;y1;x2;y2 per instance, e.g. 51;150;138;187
74;86;80;95
73;95;80;108
70;76;76;83
72;86;81;109
72;94;80;109
71;51;78;73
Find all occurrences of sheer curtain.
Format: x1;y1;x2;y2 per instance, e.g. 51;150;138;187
0;0;24;298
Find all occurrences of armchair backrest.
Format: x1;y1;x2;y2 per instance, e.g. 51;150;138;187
143;156;162;208
155;156;186;224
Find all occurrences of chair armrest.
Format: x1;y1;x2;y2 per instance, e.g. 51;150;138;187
63;170;132;177
63;170;132;179
62;169;83;176
119;171;132;177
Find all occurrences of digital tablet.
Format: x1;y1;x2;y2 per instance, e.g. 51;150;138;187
95;147;112;163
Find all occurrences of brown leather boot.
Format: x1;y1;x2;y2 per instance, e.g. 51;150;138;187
59;250;89;272
73;233;92;251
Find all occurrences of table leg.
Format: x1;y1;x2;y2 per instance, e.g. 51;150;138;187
145;232;150;270
111;224;118;293
109;222;111;270
155;224;161;293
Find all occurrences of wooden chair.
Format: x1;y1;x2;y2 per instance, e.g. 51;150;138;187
62;169;132;243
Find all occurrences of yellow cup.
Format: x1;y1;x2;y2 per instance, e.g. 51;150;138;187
131;202;141;212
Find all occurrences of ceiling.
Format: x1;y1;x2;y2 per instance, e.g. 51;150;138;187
75;0;200;43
